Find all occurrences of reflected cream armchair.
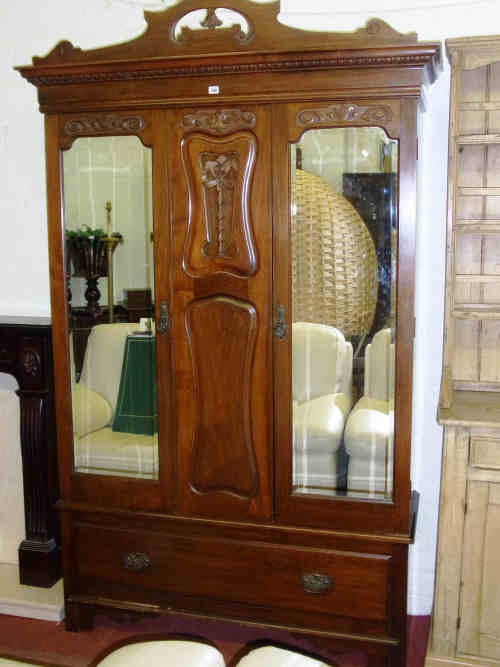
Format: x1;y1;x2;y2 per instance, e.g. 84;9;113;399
72;322;158;478
292;322;353;491
344;328;394;498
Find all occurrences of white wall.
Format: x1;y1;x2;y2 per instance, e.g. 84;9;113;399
1;0;500;613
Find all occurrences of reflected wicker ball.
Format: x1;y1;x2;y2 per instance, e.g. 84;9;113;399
291;169;378;338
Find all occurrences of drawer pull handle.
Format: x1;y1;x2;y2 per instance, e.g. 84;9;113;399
301;572;333;594
123;552;151;572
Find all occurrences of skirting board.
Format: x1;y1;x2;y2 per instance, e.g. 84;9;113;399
0;563;64;622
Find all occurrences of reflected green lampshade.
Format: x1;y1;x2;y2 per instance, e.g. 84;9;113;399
112;334;158;436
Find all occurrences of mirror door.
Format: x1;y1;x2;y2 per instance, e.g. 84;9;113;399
274;99;416;533
290;126;397;501
61;121;163;483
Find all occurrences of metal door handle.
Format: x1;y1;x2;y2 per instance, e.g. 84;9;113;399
273;304;287;340
157;300;169;335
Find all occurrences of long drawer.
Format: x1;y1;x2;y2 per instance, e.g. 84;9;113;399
73;521;391;625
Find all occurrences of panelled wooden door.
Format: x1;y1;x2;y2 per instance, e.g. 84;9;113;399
167;106;273;521
458;479;500;660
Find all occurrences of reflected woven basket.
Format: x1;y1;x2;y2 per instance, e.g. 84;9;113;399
291;169;378;338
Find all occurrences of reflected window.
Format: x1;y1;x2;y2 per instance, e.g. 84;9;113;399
291;127;397;502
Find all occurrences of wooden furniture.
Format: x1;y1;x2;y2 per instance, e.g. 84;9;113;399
427;35;500;667
16;3;440;664
0;316;60;587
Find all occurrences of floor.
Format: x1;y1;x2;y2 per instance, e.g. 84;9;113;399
0;566;430;667
0;612;430;667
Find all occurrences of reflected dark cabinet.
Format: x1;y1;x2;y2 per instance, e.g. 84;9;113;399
343;173;397;337
16;2;440;664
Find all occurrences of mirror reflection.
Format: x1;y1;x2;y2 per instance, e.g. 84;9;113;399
291;127;397;501
63;136;158;479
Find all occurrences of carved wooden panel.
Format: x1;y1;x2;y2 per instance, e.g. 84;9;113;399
181;109;256;134
296;103;394;126
185;296;258;498
58;111;153;149
290;100;401;141
181;130;258;278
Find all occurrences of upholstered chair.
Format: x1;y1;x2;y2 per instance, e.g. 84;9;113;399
344;328;394;498
72;322;158;478
292;322;353;491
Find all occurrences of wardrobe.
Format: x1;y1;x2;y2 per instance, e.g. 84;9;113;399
16;2;440;664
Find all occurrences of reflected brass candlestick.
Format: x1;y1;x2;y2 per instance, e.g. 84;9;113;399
103;201;120;323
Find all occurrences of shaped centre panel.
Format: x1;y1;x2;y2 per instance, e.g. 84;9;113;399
186;295;258;498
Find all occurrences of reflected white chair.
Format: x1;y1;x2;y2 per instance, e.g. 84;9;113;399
292;322;353;491
344;328;394;498
72;322;158;478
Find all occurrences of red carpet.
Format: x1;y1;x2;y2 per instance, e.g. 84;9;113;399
0;613;430;666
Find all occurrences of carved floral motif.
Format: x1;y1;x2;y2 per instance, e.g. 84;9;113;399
181;131;258;279
296;103;394;127
200;8;223;31
64;115;146;136
172;7;253;45
181;110;256;134
22;348;41;378
200;152;239;258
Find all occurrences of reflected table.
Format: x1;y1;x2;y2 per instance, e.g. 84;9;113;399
112;333;158;436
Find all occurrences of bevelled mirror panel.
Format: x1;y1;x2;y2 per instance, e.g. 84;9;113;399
62;136;158;479
290;127;397;502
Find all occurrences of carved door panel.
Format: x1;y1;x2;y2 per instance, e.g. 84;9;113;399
168;106;273;521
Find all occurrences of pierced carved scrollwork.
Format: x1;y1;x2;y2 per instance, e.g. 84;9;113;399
171;7;254;46
64;115;146;136
296;103;394;127
22;348;41;378
200;151;239;259
181;109;256;135
122;551;152;572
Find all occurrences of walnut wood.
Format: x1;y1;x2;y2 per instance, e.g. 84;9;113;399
0;318;60;587
181;130;258;277
16;3;440;663
186;296;258;498
22;2;420;67
169;104;273;522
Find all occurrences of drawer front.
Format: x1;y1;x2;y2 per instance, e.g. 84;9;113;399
470;437;500;469
74;522;390;623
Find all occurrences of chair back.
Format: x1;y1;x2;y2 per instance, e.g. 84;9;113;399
292;322;352;403
80;323;137;412
363;328;395;402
